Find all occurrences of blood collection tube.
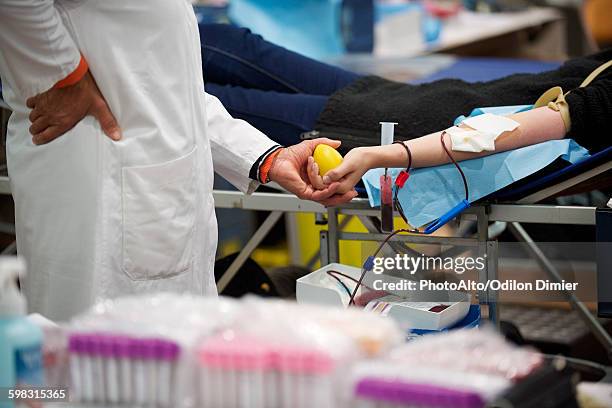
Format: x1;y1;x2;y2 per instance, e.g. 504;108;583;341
115;336;132;404
89;335;106;403
142;339;157;406
157;340;180;407
379;121;397;233
380;174;394;233
130;339;146;406
68;335;82;402
80;335;95;403
102;336;120;404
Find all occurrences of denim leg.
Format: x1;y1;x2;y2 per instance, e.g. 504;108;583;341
206;83;327;146
200;23;360;95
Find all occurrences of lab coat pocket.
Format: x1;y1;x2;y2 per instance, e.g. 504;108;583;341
122;147;197;280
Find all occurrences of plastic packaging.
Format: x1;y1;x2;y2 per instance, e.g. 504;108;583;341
56;293;550;408
349;329;544;407
196;298;400;407
0;257;44;408
198;333;336;408
64;294;241;407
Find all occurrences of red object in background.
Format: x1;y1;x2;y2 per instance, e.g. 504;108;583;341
354;290;389;307
429;304;450;313
424;0;462;19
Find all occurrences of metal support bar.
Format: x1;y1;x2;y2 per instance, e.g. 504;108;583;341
356;215;415;258
486;241;499;325
596;207;612;318
217;210;284;292
475;206;489;242
327;207;340;263
0;185;599;226
319;230;329;266
508;221;612;358
305;215;353;269
213;190;327;213
473;206;496;323
486;204;596;225
339;231;479;246
1;241;16;255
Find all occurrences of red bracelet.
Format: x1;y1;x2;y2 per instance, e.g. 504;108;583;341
53;54;89;89
259;148;284;183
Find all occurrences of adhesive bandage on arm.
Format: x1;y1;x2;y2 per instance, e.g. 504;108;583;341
447;113;520;153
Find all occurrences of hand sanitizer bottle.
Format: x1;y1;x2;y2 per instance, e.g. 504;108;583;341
0;257;44;408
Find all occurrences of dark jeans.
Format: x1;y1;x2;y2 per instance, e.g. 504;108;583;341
200;24;360;146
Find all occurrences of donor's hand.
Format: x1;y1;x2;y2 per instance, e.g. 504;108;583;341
308;146;375;195
268;138;357;207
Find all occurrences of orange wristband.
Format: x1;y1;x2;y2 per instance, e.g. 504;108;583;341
53;54;89;89
259;148;283;183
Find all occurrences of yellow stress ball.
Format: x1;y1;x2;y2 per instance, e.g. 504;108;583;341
313;144;343;176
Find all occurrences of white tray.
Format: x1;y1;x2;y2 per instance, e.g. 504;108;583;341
296;263;470;330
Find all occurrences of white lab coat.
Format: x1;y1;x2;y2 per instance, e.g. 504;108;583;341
0;0;278;320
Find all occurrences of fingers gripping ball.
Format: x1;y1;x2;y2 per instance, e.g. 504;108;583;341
313;144;343;176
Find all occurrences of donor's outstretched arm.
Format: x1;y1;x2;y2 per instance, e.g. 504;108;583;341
310;106;566;194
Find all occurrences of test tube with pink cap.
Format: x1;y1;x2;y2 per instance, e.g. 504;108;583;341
198;335;271;408
275;346;335;408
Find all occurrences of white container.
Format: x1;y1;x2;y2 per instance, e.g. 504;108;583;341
296;263;470;330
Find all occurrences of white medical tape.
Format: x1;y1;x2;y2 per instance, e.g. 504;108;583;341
448;113;520;153
445;126;496;153
462;113;519;138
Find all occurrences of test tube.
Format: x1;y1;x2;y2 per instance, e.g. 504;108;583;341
68;335;83;402
380;174;394;233
130;339;146;406
199;341;225;408
80;335;95;403
379;122;397;146
157;340;180;407
102;336;120;404
89;335;106;403
143;339;158;406
380;122;397;233
115;336;132;404
304;352;334;408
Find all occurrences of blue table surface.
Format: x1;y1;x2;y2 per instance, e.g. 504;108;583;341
414;57;561;84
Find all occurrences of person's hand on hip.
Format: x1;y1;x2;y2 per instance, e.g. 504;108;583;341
268;138;357;207
26;71;122;145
